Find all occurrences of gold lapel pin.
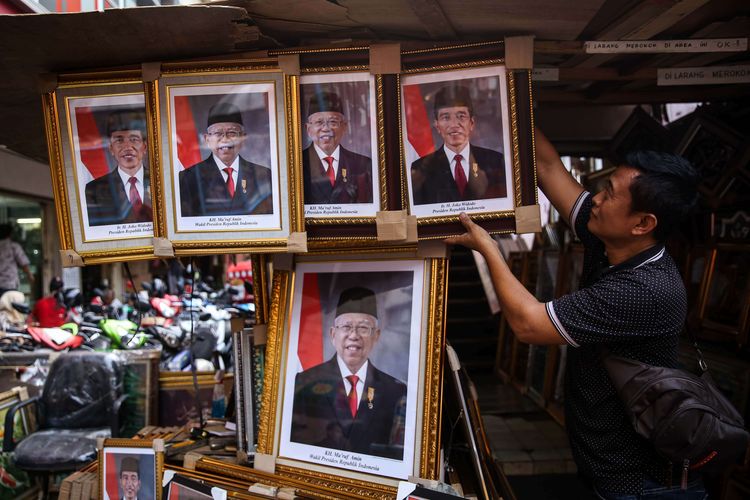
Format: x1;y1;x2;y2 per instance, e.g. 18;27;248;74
472;162;479;178
241;179;247;194
342;167;348;183
367;387;375;409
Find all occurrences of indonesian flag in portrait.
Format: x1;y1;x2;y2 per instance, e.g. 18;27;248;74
75;107;109;183
104;452;118;500
403;84;435;166
174;95;202;170
296;273;324;372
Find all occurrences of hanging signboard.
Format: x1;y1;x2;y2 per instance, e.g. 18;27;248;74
585;38;747;54
657;65;750;86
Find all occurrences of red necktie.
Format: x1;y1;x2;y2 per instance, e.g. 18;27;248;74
324;156;336;187
224;167;235;197
128;177;142;211
454;154;467;197
346;374;359;417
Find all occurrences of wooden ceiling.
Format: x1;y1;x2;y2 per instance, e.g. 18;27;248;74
0;0;747;163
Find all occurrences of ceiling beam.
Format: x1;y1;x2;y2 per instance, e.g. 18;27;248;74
405;0;457;39
536;84;749;104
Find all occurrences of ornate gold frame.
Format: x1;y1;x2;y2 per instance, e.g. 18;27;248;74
97;438;165;500
398;62;537;239
149;62;303;255
255;249;448;498
300;70;388;226
43;72;158;265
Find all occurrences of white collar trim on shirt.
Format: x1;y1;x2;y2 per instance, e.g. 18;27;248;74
336;355;368;385
117;165;144;187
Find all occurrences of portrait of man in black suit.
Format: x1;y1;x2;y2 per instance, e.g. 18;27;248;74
410;85;507;205
302;92;373;205
291;286;406;460
85;110;153;226
118;456;141;500
179;102;273;217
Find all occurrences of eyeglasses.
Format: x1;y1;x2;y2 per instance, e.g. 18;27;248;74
308;118;345;129
206;129;243;139
437;111;471;124
334;323;376;336
111;135;144;145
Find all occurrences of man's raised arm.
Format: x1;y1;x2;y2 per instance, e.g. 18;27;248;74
535;127;585;226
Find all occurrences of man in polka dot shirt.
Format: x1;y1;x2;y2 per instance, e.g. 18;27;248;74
447;128;703;499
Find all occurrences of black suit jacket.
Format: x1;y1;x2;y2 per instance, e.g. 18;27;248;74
179;156;273;217
303;146;373;205
291;356;407;460
410;144;506;205
84;168;152;226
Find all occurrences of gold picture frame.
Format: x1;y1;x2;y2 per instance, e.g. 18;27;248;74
43;70;158;264
150;61;304;255
98;438;165;500
255;248;447;498
299;71;387;225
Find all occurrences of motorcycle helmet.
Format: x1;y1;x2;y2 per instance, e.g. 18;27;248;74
152;278;167;298
49;276;64;293
62;288;83;309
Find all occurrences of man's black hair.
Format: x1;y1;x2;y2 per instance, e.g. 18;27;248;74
626;151;698;242
0;223;12;240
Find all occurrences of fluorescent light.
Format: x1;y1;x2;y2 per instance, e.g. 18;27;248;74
16;218;41;224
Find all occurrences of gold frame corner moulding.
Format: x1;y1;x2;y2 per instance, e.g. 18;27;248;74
44;74;159;265
398;59;537;240
256;250;448;498
98;438;165;500
151;62;303;255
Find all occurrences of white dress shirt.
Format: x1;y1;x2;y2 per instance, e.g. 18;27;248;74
336;355;368;407
117;165;145;202
443;144;471;181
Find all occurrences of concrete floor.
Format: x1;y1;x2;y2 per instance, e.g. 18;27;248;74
472;374;595;500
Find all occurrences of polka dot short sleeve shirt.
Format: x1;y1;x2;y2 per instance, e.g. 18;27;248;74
544;192;687;495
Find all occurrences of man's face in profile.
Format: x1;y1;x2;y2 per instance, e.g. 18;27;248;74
205;121;246;167
330;312;380;373
434;106;475;153
119;471;140;500
109;130;146;176
306;111;347;156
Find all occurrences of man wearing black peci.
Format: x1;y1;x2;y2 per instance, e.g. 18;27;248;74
302;91;373;205
179;102;273;217
291;286;406;459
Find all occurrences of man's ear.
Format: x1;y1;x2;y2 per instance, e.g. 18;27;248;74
632;213;657;236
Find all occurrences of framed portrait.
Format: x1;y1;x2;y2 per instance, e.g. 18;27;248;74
43;73;157;264
152;62;303;255
607;106;676;165
98;438;164;500
696;243;750;346
256;250;447;497
675;114;743;200
400;62;537;239
162;471;228;500
300;72;384;222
